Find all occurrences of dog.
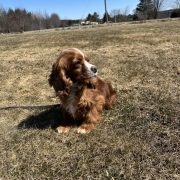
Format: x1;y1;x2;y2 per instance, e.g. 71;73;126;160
49;48;116;133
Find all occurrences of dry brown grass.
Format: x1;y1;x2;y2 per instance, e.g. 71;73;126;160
0;21;180;179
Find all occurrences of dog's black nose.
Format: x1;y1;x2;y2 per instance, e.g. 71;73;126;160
91;66;97;74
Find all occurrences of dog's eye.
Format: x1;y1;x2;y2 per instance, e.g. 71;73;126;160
75;60;81;65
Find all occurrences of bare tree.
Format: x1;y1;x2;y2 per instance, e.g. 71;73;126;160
122;6;130;21
170;0;180;9
34;11;44;30
123;6;130;16
43;11;51;29
110;7;130;22
0;6;7;32
50;13;60;28
110;9;120;22
152;0;167;19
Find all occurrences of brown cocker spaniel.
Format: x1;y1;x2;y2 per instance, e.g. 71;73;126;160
49;48;116;133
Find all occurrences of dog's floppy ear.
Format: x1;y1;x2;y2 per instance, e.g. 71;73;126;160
84;54;90;62
48;57;73;98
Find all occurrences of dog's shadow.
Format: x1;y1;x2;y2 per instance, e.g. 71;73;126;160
18;105;62;130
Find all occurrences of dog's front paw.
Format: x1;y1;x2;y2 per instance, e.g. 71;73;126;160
55;126;71;133
77;128;89;134
76;124;94;134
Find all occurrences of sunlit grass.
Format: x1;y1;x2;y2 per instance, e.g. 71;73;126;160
0;21;180;179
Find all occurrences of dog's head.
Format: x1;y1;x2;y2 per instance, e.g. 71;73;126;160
49;48;98;96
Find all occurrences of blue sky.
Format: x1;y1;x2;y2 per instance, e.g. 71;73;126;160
0;0;141;19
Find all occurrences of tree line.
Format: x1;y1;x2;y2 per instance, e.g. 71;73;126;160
0;7;79;33
88;0;180;23
134;0;180;20
0;0;180;33
108;0;180;22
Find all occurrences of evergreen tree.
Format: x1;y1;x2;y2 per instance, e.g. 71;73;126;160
86;13;92;21
103;12;111;23
93;12;99;21
136;0;154;20
86;12;100;22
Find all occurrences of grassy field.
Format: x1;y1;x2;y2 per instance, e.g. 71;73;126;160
0;21;180;179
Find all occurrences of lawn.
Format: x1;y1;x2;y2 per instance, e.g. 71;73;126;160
0;21;180;179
